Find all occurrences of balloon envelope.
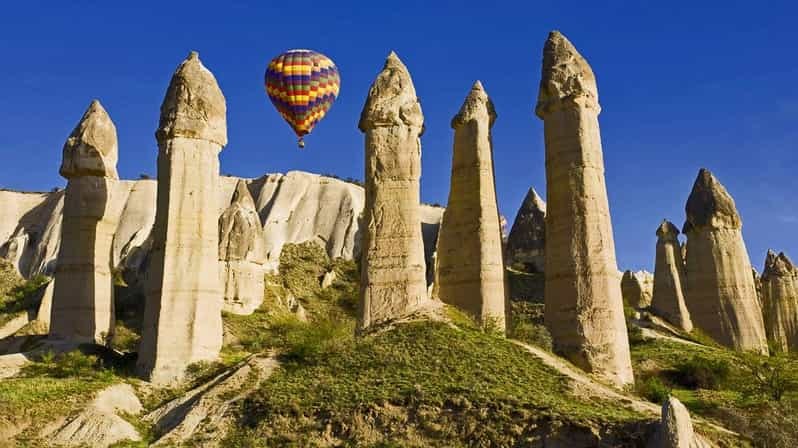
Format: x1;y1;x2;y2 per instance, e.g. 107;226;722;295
265;49;340;147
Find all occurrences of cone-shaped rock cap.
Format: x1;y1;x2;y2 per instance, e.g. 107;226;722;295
535;31;599;118
520;187;547;215
656;219;680;241
683;168;741;233
358;51;424;132
763;249;797;280
451;80;496;129
60;100;119;179
157;51;227;146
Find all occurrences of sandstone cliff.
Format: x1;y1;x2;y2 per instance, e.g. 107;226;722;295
0;172;443;282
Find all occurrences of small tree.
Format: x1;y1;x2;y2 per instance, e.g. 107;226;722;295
736;351;798;401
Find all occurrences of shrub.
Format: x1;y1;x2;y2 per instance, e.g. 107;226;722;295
671;356;730;389
22;350;114;380
637;376;670;404
736;351;798;401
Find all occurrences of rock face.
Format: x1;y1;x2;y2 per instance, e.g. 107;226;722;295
505;187;546;273
50;100;123;344
219;180;267;315
432;81;507;329
0;173;444;285
651;220;693;332
682;169;767;353
657;397;710;448
137;52;227;384
535;31;633;387
49;383;142;448
621;270;654;309
357;52;432;331
761;250;798;352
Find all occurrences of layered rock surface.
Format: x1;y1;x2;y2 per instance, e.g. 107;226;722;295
357;52;433;331
535;31;633;387
219;180;266;315
0;174;443;283
682;169;767;353
433;81;507;328
137;52;227;384
761;250;798;352
651;220;693;332
505;187;546;273
50;100;124;344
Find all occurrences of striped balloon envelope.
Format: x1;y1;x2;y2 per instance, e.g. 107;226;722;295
264;49;340;148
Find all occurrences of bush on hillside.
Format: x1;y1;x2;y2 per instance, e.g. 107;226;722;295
671;356;731;390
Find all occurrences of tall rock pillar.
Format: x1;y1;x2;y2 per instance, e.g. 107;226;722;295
219;179;267;315
137;52;227;384
761;250;798;352
650;220;693;332
535;31;633;387
683;168;768;353
50;100;120;344
357;52;431;332
433;81;507;330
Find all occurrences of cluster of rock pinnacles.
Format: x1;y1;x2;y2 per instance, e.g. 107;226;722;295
40;29;797;406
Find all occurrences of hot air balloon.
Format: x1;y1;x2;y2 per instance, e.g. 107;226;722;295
265;49;340;148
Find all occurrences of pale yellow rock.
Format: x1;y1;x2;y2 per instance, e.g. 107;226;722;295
48;383;142;448
138;52;226;385
505;187;546;273
535;31;633;387
357;52;432;331
761;250;798;352
657;397;712;448
433;81;507;329
59;100;119;180
651;220;693;332
50;100;123;344
219;180;266;315
0;171;444;283
683;169;767;353
621;270;653;309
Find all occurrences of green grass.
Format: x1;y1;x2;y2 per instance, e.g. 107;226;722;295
224;320;651;447
631;336;798;446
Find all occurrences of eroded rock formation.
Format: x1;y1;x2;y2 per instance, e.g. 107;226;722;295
50;100;123;344
505;187;546;273
761;250;798;352
137;52;227;384
651;220;693;332
621;270;653;309
357;52;433;331
433;81;507;329
219;180;267;315
683;169;767;353
535;31;633;387
657;397;711;448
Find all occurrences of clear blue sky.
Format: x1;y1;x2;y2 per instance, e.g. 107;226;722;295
1;1;796;271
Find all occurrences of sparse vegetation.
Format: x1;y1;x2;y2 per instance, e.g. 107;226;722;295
0;258;50;325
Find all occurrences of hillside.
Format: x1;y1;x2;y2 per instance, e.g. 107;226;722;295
0;243;778;447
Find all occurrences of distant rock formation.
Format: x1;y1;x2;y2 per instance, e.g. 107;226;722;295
50;100;124;344
505;187;546;273
656;397;711;448
761;250;798;352
535;31;633;387
357;52;433;332
650;220;693;332
219;180;267;315
0;174;443;284
138;52;227;384
433;81;507;329
683;168;767;353
621;270;653;309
